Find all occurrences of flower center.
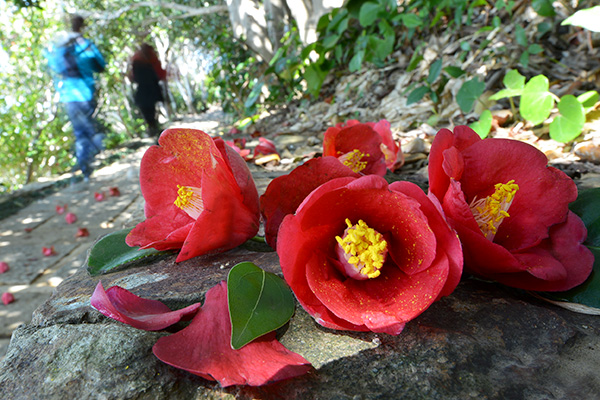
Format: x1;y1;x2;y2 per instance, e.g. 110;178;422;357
335;218;388;280
338;149;369;173
174;185;204;219
469;180;519;241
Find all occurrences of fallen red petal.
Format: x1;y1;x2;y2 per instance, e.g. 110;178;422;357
42;246;56;256
0;262;9;274
65;212;78;224
153;281;311;387
2;292;15;305
90;281;201;331
109;187;121;196
94;192;106;201
75;228;90;238
55;204;67;214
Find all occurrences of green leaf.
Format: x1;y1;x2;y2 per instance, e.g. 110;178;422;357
528;44;543;55
304;64;328;97
322;33;340;49
520;75;554;125
562;6;600;33
532;0;555;17
406;85;430;105
227;262;295;349
401;13;423;29
549;95;585;143
407;53;423;72
427;59;443;85
443;66;465;78
359;2;380;27
456;78;485;113
489;69;525;100
570;187;600;248
349;50;364;72
515;25;528;47
519;51;529;68
469;109;493;138
87;228;165;276
577;90;599;111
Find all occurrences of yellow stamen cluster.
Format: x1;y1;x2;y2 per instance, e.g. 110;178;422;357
174;185;204;219
470;180;519;240
340;149;369;173
335;218;387;279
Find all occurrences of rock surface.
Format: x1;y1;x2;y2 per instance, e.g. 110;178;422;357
1;245;599;400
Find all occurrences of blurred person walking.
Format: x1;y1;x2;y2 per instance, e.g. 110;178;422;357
46;14;106;182
129;43;166;138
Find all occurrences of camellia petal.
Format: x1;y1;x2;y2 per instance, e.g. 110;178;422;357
428;125;593;291
278;175;462;333
125;129;260;262
152;281;311;387
260;157;359;248
90;281;201;331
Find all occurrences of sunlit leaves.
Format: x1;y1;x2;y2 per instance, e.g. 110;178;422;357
469;110;492;139
520;75;554;125
549;95;585;143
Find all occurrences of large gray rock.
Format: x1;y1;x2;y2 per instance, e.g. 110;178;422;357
1;246;599;399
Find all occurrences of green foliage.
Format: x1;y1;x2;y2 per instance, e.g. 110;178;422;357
469;109;492;138
406;59;465;107
488;69;599;142
456;78;485;113
87;228;167;276
562;6;600;33
227;262;295;350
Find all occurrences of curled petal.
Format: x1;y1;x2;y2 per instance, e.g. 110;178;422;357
153;282;311;387
90;281;201;331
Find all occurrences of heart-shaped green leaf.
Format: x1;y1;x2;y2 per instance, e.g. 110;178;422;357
549;94;585;143
469;109;493;138
407;85;430;105
227;262;295;350
562;6;600;33
87;228;168;276
520;75;554;125
577;90;599;112
359;2;380;27
490;69;525;100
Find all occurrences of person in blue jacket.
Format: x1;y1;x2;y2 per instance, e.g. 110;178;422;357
46;15;106;181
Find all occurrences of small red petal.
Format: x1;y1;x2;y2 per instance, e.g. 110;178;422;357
109;187;121;196
55;204;67;214
90;282;201;331
42;246;56;256
65;212;78;224
94;192;106;201
0;262;9;273
76;228;90;238
2;292;14;305
24;227;33;233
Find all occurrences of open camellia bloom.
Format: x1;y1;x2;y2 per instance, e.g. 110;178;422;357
323;120;402;175
260;157;359;248
428;126;593;291
277;175;462;334
126;128;260;262
153;281;311;387
90;281;201;331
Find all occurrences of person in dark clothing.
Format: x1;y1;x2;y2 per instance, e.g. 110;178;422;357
129;43;167;137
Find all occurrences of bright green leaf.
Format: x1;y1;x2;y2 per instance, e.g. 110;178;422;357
549;95;585;142
359;2;380;27
469;110;493;138
562;6;600;33
532;0;555;17
577;90;599;111
407;54;423;72
456;78;485;113
520;75;554;125
504;69;526;90
228;262;295;350
402;13;423;28
407;86;430;105
87;228;166;276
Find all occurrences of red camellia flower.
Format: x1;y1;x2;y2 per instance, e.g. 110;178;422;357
153;281;311;387
126;128;260;262
260;157;359;248
42;246;56;257
2;292;14;305
277;175;462;334
428;126;593;291
323;120;402;175
65;212;77;224
90;281;201;331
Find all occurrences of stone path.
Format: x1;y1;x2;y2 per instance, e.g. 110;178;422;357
0;109;234;360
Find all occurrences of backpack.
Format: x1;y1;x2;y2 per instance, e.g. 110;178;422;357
59;38;83;78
